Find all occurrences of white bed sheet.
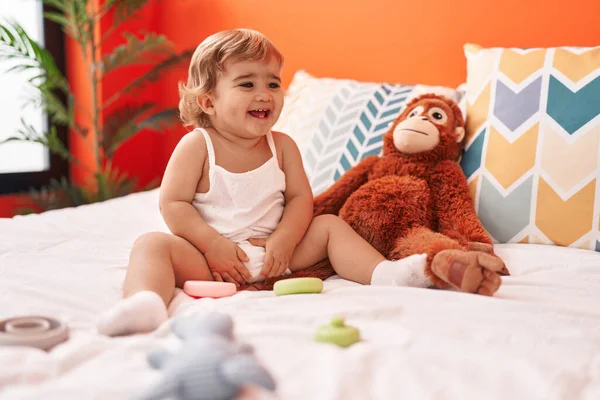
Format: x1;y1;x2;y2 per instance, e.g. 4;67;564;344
1;189;599;400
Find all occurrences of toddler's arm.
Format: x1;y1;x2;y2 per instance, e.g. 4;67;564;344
159;131;251;284
160;131;221;251
273;132;314;244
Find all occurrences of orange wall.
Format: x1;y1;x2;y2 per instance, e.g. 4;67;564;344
2;0;599;217
156;0;600;163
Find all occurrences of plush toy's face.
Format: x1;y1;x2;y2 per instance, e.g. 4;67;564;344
391;98;465;155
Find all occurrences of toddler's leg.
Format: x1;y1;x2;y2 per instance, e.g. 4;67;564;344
97;232;213;336
289;215;431;287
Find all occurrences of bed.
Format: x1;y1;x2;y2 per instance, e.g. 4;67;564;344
1;187;600;399
3;1;600;397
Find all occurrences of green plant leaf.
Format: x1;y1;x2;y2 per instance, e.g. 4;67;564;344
0;21;69;92
43;90;70;126
103;0;150;25
43;0;67;12
92;161;140;201
20;176;88;212
99;32;174;75
61;0;91;47
102;102;155;156
24;89;70;127
103;48;193;108
137;107;180;132
43;11;70;28
1;120;73;163
103;105;180;157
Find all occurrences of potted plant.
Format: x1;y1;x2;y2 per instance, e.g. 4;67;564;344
0;0;192;213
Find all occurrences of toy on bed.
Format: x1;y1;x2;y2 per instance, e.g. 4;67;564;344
247;94;507;295
183;281;237;298
0;316;69;351
138;312;276;400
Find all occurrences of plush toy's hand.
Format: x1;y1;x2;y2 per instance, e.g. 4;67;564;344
467;242;510;276
248;232;296;278
204;237;253;286
467;241;494;254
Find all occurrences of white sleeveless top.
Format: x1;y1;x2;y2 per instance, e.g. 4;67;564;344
192;128;286;243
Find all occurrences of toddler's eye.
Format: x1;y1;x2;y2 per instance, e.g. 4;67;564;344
240;82;253;88
269;82;280;89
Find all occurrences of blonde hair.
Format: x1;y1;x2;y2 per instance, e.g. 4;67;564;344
178;29;284;128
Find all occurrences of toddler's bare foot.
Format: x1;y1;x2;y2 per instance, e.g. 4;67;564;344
430;250;503;296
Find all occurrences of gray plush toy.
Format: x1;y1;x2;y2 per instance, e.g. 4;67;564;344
138;312;277;400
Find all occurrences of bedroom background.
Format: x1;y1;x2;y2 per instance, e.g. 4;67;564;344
0;0;598;232
1;2;600;398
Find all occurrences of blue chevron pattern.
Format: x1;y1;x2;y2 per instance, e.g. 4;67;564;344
493;77;542;131
546;75;600;134
460;128;486;179
308;84;375;194
477;175;533;243
333;84;414;183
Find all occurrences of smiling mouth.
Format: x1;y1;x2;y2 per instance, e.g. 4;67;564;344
401;129;428;136
248;109;271;119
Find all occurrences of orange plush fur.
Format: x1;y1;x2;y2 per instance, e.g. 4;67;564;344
242;94;506;294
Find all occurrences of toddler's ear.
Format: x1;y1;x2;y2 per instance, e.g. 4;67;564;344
197;94;216;115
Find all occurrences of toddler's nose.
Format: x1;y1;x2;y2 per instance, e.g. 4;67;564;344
254;91;272;102
254;86;272;102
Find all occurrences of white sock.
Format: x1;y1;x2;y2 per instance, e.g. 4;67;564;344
97;291;168;336
370;254;432;288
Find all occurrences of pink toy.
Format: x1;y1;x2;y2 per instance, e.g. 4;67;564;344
183;281;237;299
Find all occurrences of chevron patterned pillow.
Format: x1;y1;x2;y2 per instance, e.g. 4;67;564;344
461;43;600;251
273;70;463;195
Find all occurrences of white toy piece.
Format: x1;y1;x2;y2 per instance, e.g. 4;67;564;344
0;316;69;351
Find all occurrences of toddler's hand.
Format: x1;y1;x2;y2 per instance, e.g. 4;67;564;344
204;237;252;286
248;232;296;278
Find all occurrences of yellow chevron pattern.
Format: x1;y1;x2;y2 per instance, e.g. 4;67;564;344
499;49;546;84
536;178;596;247
485;124;538;189
463;44;600;251
553;48;600;82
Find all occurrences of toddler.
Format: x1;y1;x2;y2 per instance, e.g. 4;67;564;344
97;29;429;336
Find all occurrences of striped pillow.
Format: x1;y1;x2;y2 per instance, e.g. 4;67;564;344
274;70;463;195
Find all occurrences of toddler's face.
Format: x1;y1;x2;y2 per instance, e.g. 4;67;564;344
208;56;283;139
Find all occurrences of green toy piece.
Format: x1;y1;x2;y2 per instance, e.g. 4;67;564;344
273;277;323;296
314;316;360;347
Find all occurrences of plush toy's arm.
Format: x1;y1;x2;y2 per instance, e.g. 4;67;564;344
429;160;492;246
313;156;379;216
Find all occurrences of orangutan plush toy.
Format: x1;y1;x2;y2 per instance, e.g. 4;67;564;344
245;93;507;296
